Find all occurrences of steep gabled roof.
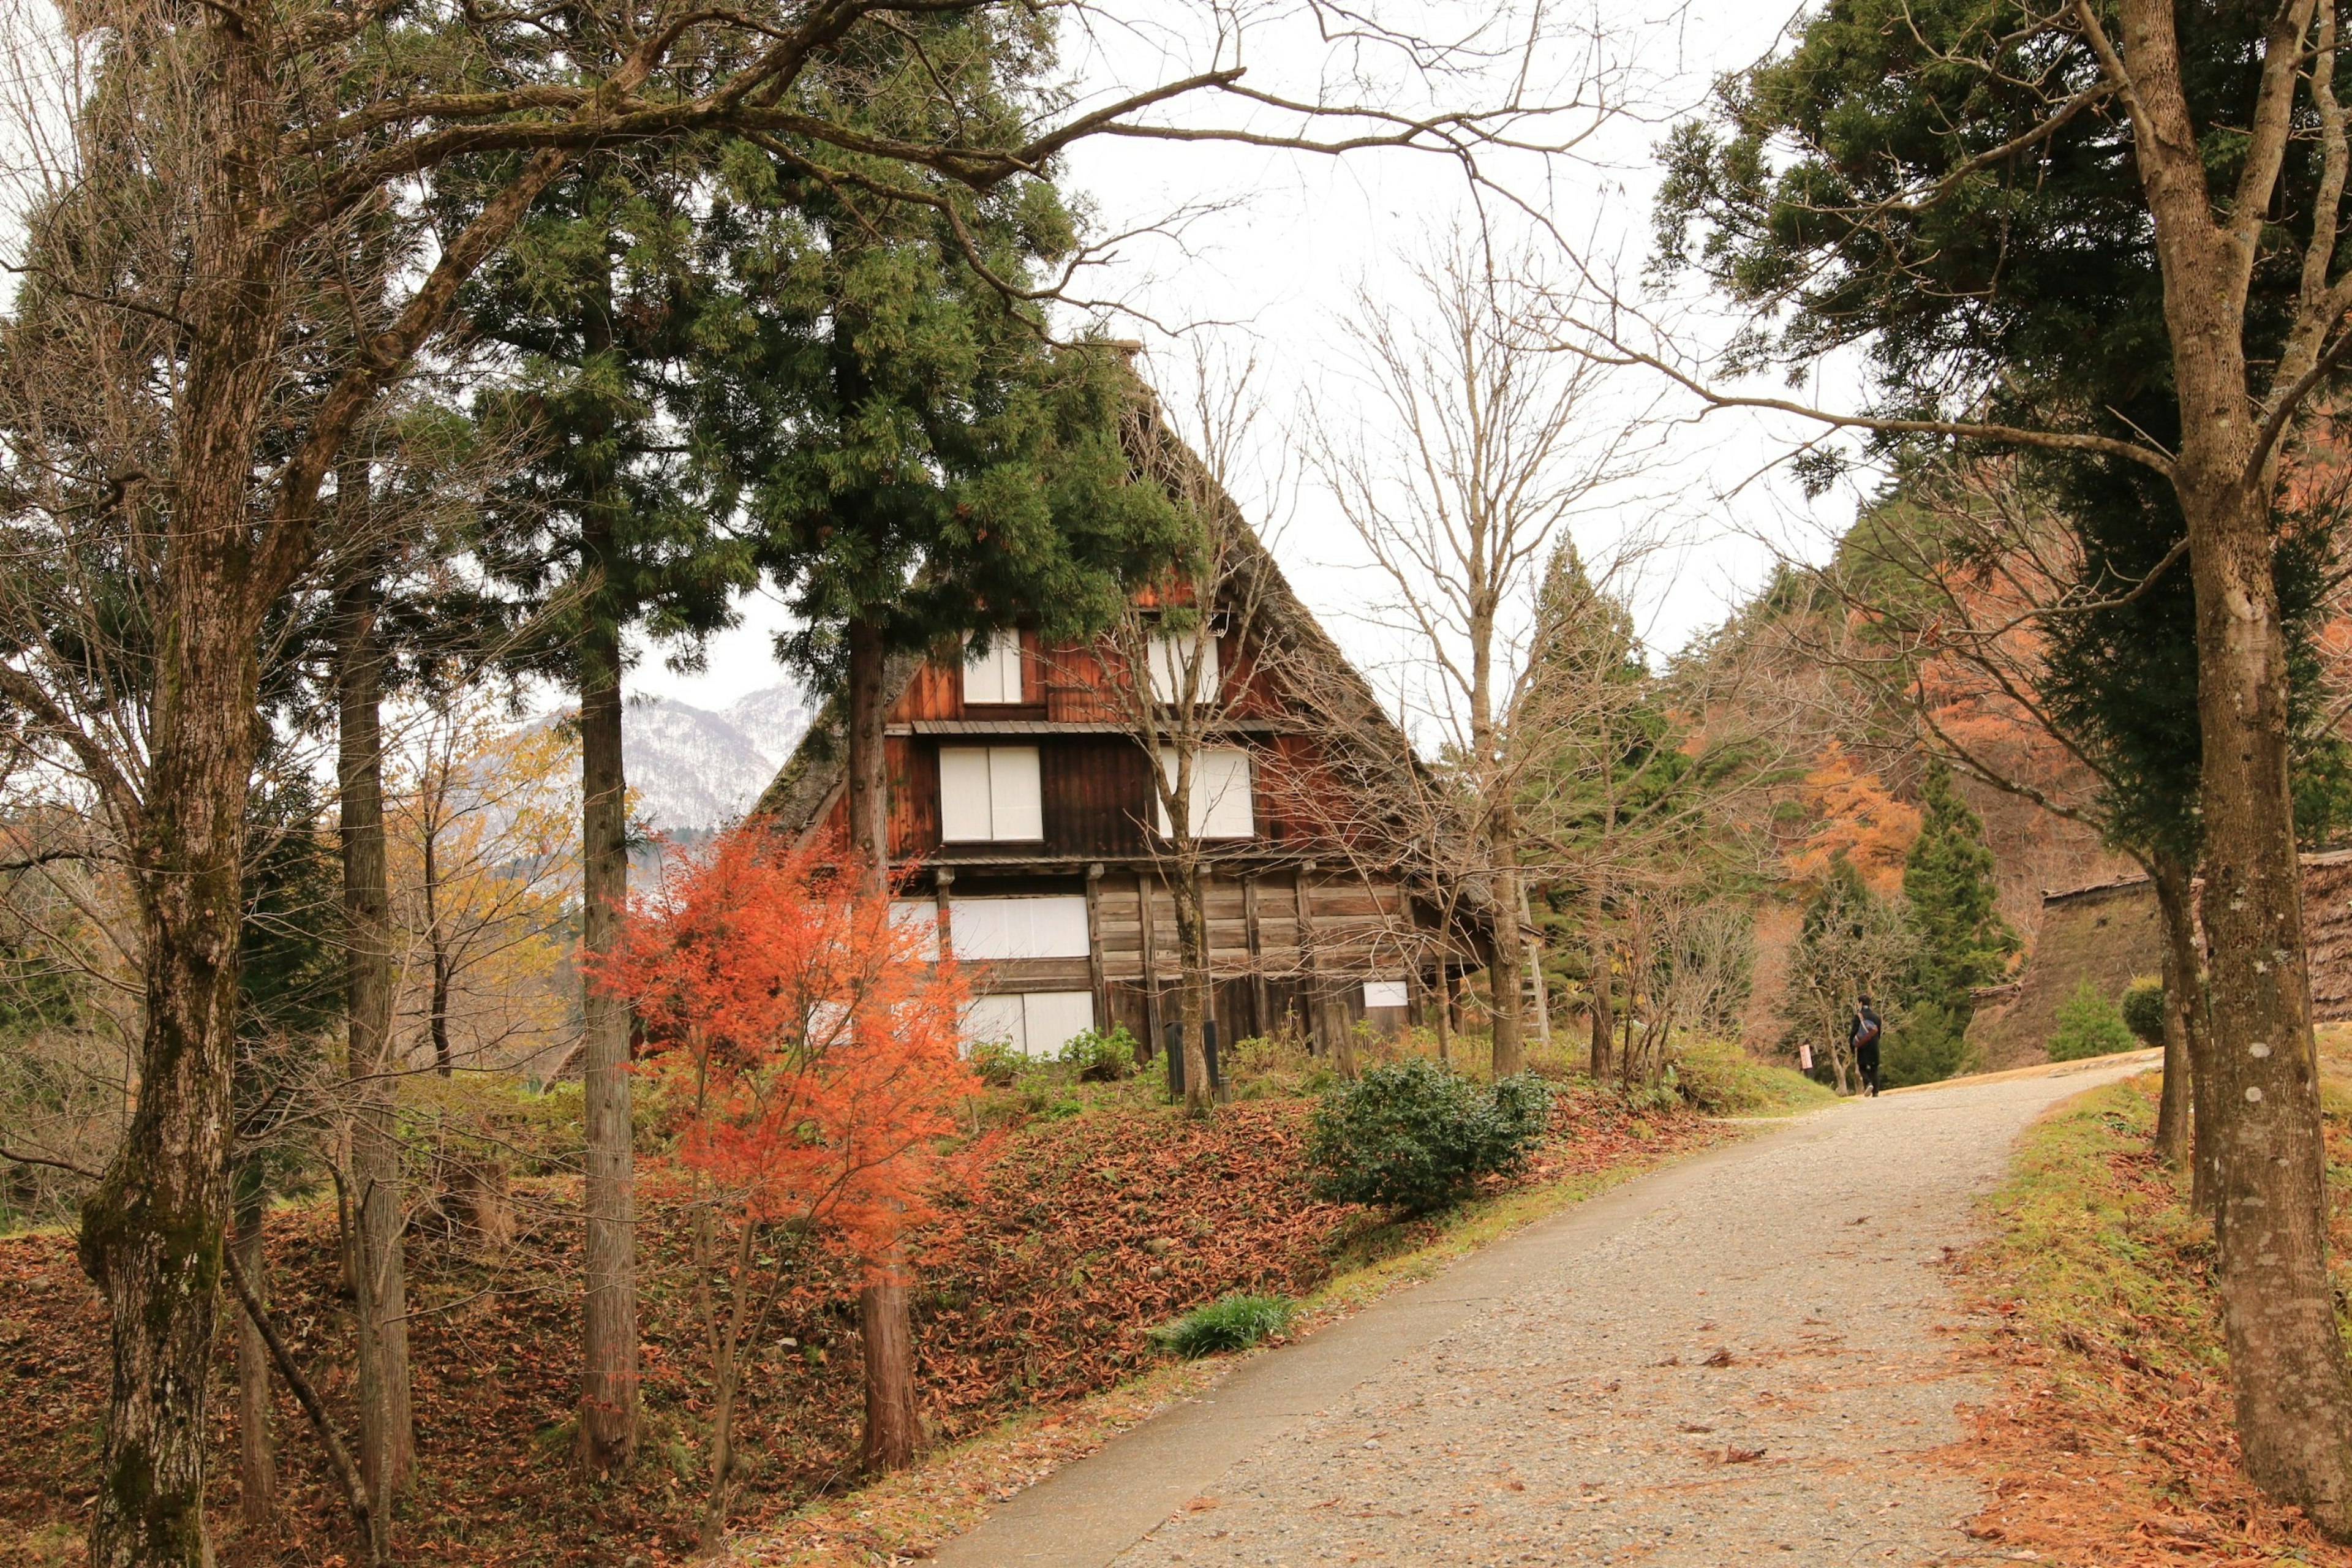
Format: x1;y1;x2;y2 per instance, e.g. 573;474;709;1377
749;385;1420;828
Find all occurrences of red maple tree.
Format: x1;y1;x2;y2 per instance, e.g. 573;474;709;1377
588;829;975;1540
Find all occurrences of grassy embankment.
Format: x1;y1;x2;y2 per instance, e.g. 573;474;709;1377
1964;1056;2352;1564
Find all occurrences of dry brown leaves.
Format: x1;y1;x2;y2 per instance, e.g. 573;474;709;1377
0;1082;1710;1566
1945;1080;2352;1566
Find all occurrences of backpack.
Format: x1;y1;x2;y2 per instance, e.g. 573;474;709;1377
1854;1012;1881;1050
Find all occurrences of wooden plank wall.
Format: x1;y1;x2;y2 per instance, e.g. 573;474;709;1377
984;870;1427;1049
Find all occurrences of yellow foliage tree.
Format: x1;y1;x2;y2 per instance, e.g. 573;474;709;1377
1784;742;1921;897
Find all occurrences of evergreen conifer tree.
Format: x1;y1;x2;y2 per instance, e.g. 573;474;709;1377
1901;761;2018;1028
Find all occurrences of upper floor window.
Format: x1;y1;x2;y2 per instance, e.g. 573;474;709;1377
1148;630;1220;704
1153;745;1254;839
949;895;1090;960
962;631;1023;705
938;745;1044;842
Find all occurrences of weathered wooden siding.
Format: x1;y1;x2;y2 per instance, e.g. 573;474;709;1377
900;660;961;721
1040;738;1153;856
967;868;1427;1052
1041;643;1123;723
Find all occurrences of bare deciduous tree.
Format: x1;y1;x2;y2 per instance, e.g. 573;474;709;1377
1094;351;1291;1110
1314;237;1665;1076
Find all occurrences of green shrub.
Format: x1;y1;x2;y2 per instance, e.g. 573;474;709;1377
1669;1034;1778;1114
1305;1058;1553;1215
2119;976;2167;1047
1224;1033;1331;1098
2048;981;2137;1062
969;1038;1027;1088
1058;1025;1138;1082
1148;1292;1297;1357
1881;1002;1980;1088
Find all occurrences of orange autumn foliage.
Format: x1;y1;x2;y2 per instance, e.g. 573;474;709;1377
1785;742;1921;896
589;831;977;1278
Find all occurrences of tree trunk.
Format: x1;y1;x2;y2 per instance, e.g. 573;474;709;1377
2112;1;2352;1520
2148;852;2204;1183
82;462;270;1568
858;1267;922;1472
232;1178;276;1530
576;605;639;1468
335;554;413;1499
1173;857;1215;1114
1487;835;1528;1077
2187;477;2351;1522
1586;923;1613;1081
1428;951;1452;1065
843;616;922;1471
846;618;889;898
423;824;453;1077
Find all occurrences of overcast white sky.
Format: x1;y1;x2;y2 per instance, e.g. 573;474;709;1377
628;0;1858;718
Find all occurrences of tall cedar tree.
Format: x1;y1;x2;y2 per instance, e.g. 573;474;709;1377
1653;0;2352;1517
589;830;974;1542
1900;763;2017;1024
464;151;756;1466
2036;450;2352;1178
734;224;1179;1461
227;764;342;1529
1518;548;1689;1081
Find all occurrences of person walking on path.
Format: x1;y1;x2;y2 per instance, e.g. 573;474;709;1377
1851;997;1883;1097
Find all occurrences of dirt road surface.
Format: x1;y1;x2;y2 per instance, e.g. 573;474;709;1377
930;1055;2153;1567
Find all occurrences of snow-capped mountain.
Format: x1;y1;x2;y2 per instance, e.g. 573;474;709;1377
622;682;811;831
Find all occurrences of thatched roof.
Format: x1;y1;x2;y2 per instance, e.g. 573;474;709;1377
1964;878;2164;1070
1964;848;2352;1068
745;373;1479;908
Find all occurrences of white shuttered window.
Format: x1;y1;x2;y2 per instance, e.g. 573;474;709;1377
962;631;1023;704
1153;746;1254;839
1147;631;1219;703
948;895;1089;960
963;990;1098;1057
937;745;1044;842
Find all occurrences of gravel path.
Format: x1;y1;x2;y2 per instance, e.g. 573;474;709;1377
934;1055;2153;1568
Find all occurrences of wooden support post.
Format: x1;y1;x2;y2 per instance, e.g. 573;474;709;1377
1403;892;1427;1029
932;866;956;961
1294;862;1322;1051
1519;880;1551;1047
1085;862;1109;1035
1243;873;1270;1041
1136;871;1162;1058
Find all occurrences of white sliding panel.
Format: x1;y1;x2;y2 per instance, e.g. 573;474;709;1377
949;895;1089;960
963;993;1028;1054
962;631;1022;704
938;747;994;841
1148;631;1220;703
987;745;1044;840
890;900;941;961
1020;991;1099;1055
1154;745;1254;839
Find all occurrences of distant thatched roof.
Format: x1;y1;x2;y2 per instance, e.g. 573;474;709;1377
1964;878;2163;1070
1965;848;2352;1068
